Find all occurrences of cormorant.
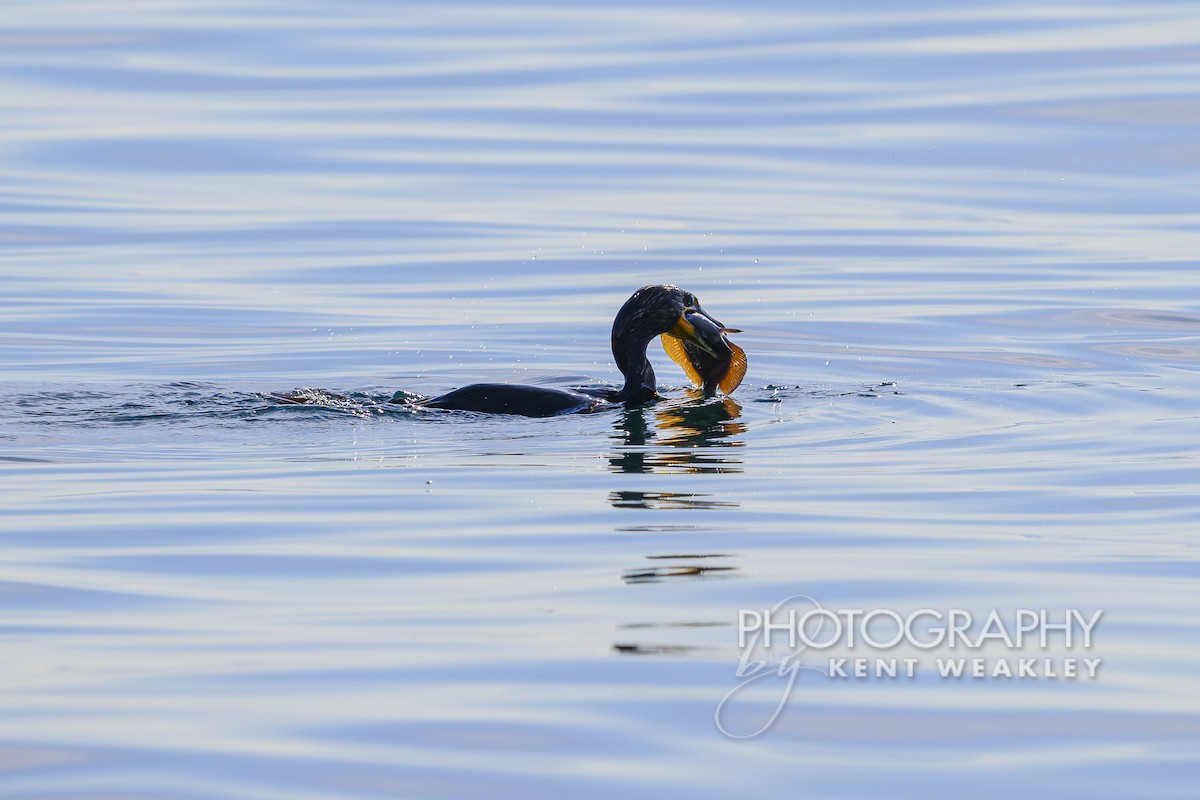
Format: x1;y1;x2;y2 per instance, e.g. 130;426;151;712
413;284;745;416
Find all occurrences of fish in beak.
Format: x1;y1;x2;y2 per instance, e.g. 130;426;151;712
661;307;747;395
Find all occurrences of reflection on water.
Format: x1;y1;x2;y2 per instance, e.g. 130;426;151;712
610;643;707;656
609;395;745;474
656;396;746;446
616;567;737;650
622;563;739;584
612;524;708;533
607;491;739;510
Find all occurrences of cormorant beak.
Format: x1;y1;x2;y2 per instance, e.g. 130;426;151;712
667;309;721;356
691;303;742;331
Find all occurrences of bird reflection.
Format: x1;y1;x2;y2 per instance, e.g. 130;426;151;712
607;491;739;510
608;391;746;475
605;394;746;654
621;563;739;584
614;620;729;655
612;558;738;655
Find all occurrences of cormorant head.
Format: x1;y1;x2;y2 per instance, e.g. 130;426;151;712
611;284;745;398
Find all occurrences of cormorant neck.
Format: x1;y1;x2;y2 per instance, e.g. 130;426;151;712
612;325;658;403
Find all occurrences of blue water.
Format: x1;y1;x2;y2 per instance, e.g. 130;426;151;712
2;2;1199;797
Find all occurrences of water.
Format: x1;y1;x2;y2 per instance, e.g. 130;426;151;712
2;1;1199;797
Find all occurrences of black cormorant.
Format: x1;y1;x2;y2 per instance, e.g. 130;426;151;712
415;284;745;416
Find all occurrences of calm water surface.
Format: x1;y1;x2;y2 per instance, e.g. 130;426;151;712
2;1;1199;798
